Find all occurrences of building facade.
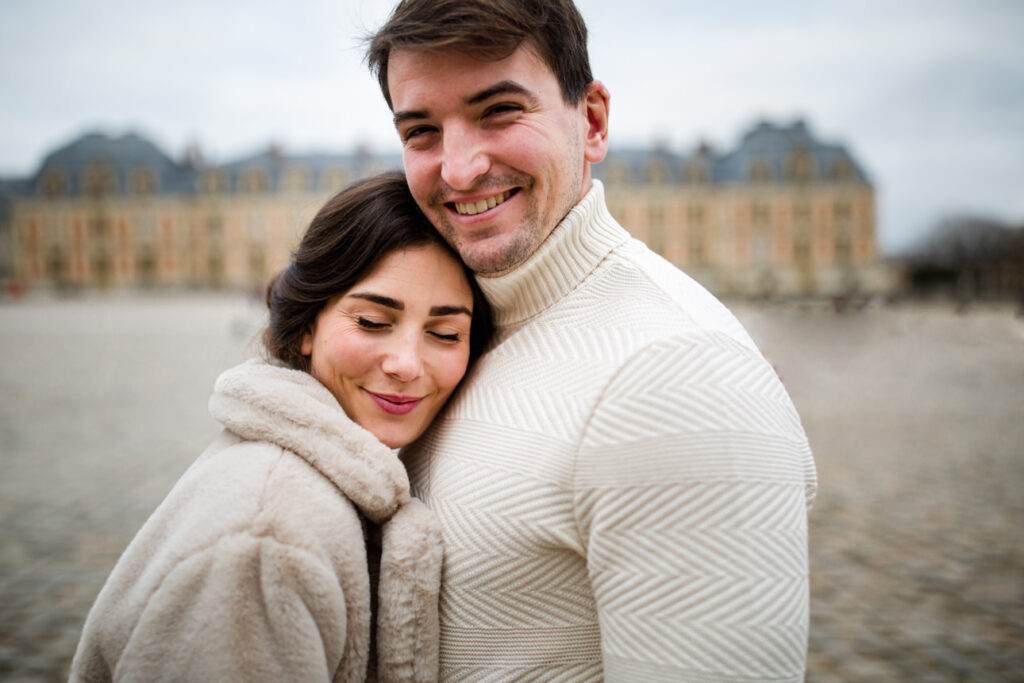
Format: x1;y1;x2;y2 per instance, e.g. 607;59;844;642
597;120;890;297
2;120;891;297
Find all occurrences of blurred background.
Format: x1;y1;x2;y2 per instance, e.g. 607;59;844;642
1;0;1022;680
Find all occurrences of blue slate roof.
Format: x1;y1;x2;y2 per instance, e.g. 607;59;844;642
598;119;870;186
217;148;402;192
14;119;868;198
30;131;195;195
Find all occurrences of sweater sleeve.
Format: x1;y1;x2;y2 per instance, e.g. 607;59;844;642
112;533;350;682
575;330;816;682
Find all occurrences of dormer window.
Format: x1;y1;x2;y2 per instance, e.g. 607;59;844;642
283;167;310;192
832;158;854;181
749;159;772;182
241;168;270;193
646;161;669;184
200;169;229;193
83;162;118;197
606;162;629;185
787;150;815;182
684;162;709;184
321;167;350;191
39;170;68;197
132;168;158;195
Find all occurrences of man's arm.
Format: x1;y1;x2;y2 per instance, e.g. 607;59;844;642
575;330;816;682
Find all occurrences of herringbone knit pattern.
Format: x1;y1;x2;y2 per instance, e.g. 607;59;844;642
402;181;817;681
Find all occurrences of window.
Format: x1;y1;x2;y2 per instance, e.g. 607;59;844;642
687;205;704;225
832;158;854;181
241;168;270;193
132;168;158;195
689;228;705;266
606;162;629;185
793;201;811;223
83;163;118;196
684;162;709;184
787;149;815;182
200;169;229;193
90;216;110;239
752;202;770;225
749;159;772;182
39;170;68;197
283;167;310;192
321;167;350;191
646;161;669;184
834;200;851;221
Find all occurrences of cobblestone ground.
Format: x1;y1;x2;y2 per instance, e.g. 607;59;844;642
1;294;1022;681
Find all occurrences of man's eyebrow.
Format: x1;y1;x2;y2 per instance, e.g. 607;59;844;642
392;80;534;128
466;80;532;106
348;293;403;310
393;109;428;128
430;305;473;317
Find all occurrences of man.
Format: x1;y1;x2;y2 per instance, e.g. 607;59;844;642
366;1;817;680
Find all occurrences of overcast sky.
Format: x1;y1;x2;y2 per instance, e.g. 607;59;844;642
1;0;1021;253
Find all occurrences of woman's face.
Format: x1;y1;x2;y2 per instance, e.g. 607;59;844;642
301;244;475;448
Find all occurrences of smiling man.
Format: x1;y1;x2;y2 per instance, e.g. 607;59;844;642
367;1;817;680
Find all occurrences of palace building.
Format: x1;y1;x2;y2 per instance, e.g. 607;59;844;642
1;120;891;297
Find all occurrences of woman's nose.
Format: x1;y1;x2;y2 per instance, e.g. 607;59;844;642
380;332;423;382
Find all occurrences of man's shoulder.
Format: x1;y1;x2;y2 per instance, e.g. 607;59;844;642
574;236;759;353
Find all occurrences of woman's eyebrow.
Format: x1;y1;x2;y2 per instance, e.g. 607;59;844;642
430;305;472;317
347;292;403;310
347;294;470;318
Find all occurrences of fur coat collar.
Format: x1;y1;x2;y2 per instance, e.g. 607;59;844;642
210;359;442;680
210;359;410;523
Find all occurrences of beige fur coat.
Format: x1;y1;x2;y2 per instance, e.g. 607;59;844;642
69;359;442;682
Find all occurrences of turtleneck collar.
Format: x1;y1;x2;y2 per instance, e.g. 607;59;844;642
475;180;629;328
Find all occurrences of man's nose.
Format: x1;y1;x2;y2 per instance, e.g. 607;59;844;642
440;128;489;190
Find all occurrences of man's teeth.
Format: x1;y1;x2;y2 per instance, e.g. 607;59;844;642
454;191;510;216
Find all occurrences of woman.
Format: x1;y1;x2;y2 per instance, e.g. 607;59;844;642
69;171;492;682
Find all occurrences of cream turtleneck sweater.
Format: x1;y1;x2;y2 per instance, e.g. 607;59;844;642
402;181;817;682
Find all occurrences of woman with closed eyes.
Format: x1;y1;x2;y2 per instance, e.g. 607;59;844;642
70;171;492;683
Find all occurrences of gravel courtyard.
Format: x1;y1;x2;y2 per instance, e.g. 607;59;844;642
1;293;1022;681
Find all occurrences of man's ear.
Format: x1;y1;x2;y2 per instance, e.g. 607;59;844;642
582;80;610;164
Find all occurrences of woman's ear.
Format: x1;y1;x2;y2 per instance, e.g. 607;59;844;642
582;80;610;164
300;329;313;356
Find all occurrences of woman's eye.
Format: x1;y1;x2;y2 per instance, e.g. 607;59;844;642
429;331;461;343
357;317;389;330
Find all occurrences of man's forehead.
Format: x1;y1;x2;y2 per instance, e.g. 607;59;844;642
387;43;553;105
389;42;549;82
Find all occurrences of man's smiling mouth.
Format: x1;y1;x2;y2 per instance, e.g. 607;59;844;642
451;190;514;216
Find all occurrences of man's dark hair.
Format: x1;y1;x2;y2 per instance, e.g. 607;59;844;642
366;0;592;109
263;170;492;372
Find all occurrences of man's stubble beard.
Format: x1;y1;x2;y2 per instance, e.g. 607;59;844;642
429;151;584;277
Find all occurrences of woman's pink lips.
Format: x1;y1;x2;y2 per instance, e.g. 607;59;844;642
366;391;423;415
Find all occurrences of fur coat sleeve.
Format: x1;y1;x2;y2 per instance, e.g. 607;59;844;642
69;360;442;683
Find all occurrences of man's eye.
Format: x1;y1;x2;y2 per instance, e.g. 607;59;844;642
484;103;522;118
403;125;435;142
357;317;389;330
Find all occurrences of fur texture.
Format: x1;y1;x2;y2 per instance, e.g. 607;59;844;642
70;359;442;682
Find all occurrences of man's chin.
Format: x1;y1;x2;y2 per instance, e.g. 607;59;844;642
461;239;535;277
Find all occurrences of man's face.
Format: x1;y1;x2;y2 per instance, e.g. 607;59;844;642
387;44;604;276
